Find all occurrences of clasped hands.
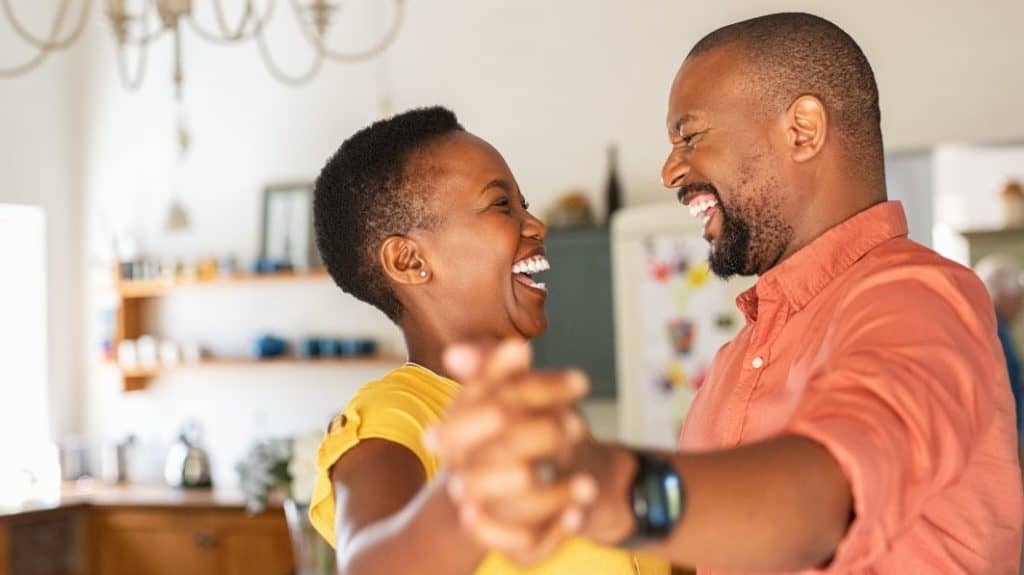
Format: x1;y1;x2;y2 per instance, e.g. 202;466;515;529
426;339;635;565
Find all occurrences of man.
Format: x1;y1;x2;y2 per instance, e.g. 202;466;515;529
975;254;1024;445
429;12;1023;574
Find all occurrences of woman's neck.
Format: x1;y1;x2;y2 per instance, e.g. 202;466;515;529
400;315;503;382
404;335;452;380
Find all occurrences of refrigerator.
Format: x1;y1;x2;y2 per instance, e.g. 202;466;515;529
612;203;753;449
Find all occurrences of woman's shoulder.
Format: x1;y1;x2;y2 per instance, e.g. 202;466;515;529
342;364;460;423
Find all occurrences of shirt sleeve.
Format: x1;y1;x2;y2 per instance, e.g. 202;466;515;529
308;386;440;548
784;266;1006;571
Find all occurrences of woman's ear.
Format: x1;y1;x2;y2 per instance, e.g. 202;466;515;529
380;235;431;285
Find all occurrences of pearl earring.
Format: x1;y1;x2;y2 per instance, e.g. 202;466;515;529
419;269;428;278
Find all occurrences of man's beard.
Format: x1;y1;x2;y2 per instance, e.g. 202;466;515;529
680;169;791;280
709;206;752;279
677;182;755;279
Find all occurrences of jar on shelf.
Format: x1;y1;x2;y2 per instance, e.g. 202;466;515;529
1000;180;1024;227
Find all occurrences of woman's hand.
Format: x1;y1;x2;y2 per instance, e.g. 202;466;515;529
427;340;600;564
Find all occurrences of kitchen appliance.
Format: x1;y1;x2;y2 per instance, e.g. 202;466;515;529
164;421;212;488
612;203;753;448
101;435;135;484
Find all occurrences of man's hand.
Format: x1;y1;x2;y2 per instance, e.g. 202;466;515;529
426;339;602;564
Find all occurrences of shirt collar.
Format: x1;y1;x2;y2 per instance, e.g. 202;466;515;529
736;201;909;321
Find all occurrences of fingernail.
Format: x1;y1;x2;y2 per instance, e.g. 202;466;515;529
448;475;465;500
564;413;585;440
460;504;478;525
570;474;598;504
562;508;583;532
444;345;479;376
423;427;439;452
566;370;589;394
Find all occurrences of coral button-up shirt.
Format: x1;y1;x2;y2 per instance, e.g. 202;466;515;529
680;201;1023;574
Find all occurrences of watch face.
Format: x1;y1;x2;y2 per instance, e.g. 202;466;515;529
630;452;685;538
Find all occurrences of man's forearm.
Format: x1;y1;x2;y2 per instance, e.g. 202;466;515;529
584;435;852;572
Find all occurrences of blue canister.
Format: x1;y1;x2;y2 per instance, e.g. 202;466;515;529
298;338;321;359
354;339;377;356
334;339;359;357
317;338;337;358
252;335;288;359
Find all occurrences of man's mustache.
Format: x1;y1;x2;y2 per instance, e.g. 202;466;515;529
676;182;720;204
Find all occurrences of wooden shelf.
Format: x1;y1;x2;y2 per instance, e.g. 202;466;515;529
113;356;402;378
958;226;1024;240
118;269;331;299
111;264;391;391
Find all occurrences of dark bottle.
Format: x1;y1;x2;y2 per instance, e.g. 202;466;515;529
604;143;623;221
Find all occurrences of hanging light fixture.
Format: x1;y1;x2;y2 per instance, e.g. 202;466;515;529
0;0;406;88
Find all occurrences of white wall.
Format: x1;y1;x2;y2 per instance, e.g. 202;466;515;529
933;143;1024;233
5;0;1024;484
0;3;83;441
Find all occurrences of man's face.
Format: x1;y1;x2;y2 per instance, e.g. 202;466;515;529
661;47;795;279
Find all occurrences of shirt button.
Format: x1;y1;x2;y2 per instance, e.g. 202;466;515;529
751;356;765;369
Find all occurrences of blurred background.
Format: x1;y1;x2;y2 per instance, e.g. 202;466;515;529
1;1;1022;573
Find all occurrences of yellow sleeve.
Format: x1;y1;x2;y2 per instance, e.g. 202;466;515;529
308;385;441;548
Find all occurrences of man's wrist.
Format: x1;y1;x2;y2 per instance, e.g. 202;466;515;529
577;442;639;546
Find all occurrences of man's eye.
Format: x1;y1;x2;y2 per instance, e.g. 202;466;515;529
679;129;705;150
522;200;531;210
493;198;511;208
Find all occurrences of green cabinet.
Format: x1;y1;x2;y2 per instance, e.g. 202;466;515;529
532;226;617;398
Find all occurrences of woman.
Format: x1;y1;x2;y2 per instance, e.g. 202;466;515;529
309;106;667;574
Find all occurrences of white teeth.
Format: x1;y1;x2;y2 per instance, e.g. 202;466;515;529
513;255;550;275
689;197;718;223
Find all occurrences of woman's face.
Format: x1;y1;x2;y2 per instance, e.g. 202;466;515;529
407;131;549;340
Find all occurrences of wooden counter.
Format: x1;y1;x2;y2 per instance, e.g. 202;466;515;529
0;482;294;575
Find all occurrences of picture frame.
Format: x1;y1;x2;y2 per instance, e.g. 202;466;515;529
259;182;321;270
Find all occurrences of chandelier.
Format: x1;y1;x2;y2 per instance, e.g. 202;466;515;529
0;0;406;90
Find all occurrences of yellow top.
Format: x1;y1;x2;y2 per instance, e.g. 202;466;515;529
309;364;669;575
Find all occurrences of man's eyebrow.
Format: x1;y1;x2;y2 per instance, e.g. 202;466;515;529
669;113;700;134
479;178;513;195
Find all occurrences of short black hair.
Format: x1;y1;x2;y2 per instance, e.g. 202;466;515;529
313;106;464;321
689;12;883;178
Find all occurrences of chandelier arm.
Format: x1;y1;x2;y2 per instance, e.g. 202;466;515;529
115;32;148;90
293;0;404;62
0;45;50;77
210;0;255;38
1;0;90;51
0;0;73;76
109;1;167;46
254;27;323;86
187;0;274;43
247;0;276;35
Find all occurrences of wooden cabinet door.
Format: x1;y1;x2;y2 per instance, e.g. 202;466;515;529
221;528;294;575
97;527;219;575
93;507;293;575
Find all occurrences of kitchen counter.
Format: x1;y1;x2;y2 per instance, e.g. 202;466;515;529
0;482;293;575
0;480;275;519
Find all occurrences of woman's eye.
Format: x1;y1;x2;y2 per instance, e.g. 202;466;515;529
493;198;511;209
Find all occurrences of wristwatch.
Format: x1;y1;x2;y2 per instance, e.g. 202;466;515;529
625;450;686;545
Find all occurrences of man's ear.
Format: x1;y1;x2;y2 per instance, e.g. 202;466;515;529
785;95;828;163
380;235;430;285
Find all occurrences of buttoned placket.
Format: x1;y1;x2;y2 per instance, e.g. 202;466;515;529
723;286;791;447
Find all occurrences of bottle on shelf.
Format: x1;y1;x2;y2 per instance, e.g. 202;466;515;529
604;143;624;222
